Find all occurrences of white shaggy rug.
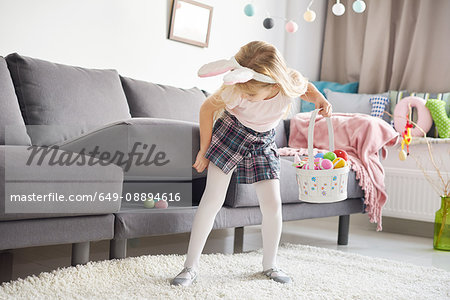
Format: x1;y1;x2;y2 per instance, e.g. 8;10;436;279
1;242;449;299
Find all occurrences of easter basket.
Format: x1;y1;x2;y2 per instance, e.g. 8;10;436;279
295;109;350;203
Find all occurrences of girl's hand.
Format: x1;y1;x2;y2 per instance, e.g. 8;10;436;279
300;82;333;118
192;150;210;173
316;98;332;118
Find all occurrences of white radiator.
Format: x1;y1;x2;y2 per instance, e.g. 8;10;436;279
383;168;443;222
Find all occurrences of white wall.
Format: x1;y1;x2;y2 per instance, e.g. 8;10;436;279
0;0;326;92
284;0;327;81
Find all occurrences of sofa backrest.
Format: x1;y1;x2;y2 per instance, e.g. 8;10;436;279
120;76;206;123
0;57;31;145
5;53;132;146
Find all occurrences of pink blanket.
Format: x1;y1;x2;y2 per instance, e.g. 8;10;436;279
279;112;399;231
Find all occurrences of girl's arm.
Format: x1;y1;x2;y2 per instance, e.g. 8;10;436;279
193;91;223;173
299;82;321;104
300;82;332;117
198;92;223;153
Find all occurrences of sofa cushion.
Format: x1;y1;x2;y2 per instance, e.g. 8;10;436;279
120;76;206;123
301;81;359;112
324;89;389;115
223;156;364;207
0;57;31;145
312;81;360;97
5;53;131;146
425;99;450;138
112;199;364;240
113;204;225;239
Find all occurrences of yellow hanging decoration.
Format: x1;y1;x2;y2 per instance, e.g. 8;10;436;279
399;104;413;161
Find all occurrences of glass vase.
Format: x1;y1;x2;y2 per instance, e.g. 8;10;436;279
433;196;450;251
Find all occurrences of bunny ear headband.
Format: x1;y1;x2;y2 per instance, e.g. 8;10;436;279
197;56;276;85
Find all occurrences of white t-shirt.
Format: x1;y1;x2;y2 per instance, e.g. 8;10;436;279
222;88;292;132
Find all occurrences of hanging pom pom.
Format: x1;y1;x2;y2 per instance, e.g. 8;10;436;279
285;20;298;33
263;18;274;29
303;9;316;22
332;1;345;16
352;0;366;13
244;4;255;17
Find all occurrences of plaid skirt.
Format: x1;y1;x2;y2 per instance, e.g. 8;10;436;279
204;110;281;184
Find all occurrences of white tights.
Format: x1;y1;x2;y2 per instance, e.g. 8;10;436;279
184;161;283;272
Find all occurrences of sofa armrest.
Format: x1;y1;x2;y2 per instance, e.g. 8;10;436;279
58;117;206;181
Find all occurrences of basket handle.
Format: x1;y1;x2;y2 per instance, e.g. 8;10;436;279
308;109;334;169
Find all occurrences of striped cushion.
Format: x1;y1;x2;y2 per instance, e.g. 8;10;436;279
388;90;450;138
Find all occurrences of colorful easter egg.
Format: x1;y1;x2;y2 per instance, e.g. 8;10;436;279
314;157;322;166
319;158;333;170
302;163;320;170
323;151;337;161
333;157;347;169
155;199;168;208
334;149;348;161
143;198;155;208
314;153;324;159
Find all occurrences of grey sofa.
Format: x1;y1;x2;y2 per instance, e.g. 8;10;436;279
0;53;365;282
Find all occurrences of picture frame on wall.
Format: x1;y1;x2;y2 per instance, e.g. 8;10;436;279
168;0;213;48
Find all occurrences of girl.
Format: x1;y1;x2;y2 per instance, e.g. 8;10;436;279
170;41;331;286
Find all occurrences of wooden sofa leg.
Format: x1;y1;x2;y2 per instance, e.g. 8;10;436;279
234;227;244;253
0;251;13;283
110;239;127;259
338;215;350;245
71;242;90;266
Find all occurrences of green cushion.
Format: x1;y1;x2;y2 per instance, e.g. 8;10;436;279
425;99;450;138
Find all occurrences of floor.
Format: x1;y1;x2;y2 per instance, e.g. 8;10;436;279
6;215;450;282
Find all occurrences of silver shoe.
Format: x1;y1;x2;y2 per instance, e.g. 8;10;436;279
170;266;198;286
262;267;292;284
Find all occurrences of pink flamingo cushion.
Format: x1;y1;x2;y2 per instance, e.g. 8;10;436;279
393;96;433;137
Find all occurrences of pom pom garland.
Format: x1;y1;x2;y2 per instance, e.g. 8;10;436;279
243;0;366;31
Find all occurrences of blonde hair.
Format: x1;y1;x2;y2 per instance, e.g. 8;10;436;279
211;40;309;123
